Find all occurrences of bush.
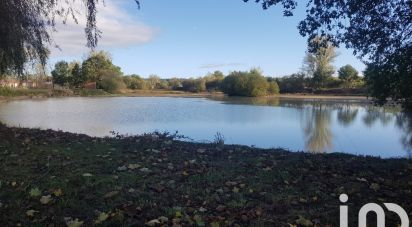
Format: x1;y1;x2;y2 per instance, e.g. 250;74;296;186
277;73;307;93
98;70;126;93
222;69;270;97
267;81;280;95
182;78;206;93
123;75;146;90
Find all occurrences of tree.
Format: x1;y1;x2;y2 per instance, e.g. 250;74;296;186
338;65;359;87
0;0;126;76
82;51;122;83
222;69;270;97
51;61;70;86
303;38;337;88
147;75;161;90
99;70;126;93
70;63;86;88
267;81;279;95
276;73;307;93
124;75;146;90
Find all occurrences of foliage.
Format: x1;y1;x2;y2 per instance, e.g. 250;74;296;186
123;75;146;90
82;51;122;83
98;70;126;93
147;75;161;90
0;0;113;76
276;73;307;93
181;78;206;93
204;71;225;91
69;63;86;88
51;61;70;86
338;65;359;88
364;47;412;110
222;69;270;97
267;81;280;95
303;38;337;88
247;0;411;110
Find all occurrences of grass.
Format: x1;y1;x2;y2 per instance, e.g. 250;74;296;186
0;87;50;97
0;124;411;226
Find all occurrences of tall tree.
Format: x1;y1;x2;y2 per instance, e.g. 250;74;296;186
338;65;359;87
51;61;70;86
70;63;86;88
303;38;337;88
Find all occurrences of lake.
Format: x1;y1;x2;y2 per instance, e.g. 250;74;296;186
0;96;411;158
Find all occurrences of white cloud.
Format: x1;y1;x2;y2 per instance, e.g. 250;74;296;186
49;1;156;57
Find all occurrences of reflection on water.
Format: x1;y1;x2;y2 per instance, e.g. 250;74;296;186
303;104;333;153
0;96;410;158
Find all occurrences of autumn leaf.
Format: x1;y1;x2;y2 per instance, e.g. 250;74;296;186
26;209;37;217
94;212;109;224
53;188;63;197
39;195;52;205
29;187;41;197
65;217;84;227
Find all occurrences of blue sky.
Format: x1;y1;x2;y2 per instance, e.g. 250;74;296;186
49;0;365;78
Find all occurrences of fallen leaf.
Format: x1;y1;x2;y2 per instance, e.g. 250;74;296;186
370;183;380;191
39;195;52;205
29;187;41;197
103;191;119;199
146;219;160;226
158;216;168;223
53;188;63;197
296;216;313;226
26;209;37;217
65;217;84;227
128;163;141;170
94;212;109;224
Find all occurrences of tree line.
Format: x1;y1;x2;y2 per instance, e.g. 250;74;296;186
52;42;364;97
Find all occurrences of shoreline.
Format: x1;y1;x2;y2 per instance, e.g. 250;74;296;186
0;89;370;103
0;124;410;226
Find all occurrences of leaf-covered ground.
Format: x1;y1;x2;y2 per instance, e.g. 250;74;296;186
0;124;411;226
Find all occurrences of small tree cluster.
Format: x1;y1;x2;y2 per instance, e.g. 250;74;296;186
222;69;279;97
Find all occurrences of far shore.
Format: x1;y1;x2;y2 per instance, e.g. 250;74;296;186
0;88;370;103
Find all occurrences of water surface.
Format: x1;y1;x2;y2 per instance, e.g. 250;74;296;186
0;96;411;158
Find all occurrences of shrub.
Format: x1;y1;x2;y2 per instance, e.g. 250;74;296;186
222;69;270;97
98;70;126;93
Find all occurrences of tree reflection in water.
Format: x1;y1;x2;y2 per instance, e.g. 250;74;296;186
302;103;333;153
395;113;412;157
337;105;359;127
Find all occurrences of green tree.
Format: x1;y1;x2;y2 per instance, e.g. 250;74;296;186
124;75;146;90
98;69;126;93
276;73;307;93
82;51;121;83
51;61;70;86
338;65;359;88
222;69;270;97
70;63;86;88
303;38;337;88
267;81;279;95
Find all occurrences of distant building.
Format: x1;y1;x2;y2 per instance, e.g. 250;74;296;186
0;78;19;88
83;82;97;89
21;80;38;88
